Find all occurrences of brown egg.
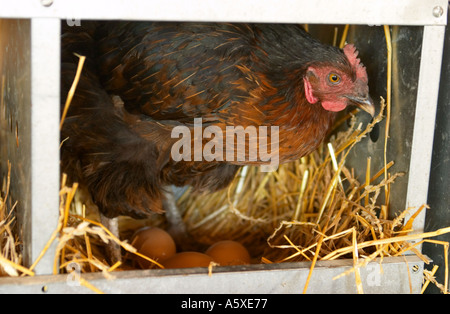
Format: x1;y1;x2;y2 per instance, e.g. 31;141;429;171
131;227;155;251
132;227;176;268
163;252;213;269
205;240;251;266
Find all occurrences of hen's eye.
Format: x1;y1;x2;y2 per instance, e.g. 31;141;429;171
328;73;341;84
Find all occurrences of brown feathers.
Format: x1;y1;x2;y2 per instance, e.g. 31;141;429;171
61;22;372;219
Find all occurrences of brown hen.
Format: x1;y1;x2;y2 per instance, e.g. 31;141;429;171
60;22;374;254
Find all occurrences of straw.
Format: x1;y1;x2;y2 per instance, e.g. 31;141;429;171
383;25;392;214
60;53;86;130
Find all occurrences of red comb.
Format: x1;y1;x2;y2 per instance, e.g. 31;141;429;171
343;44;368;83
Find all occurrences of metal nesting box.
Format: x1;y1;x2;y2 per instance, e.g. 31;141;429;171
0;0;447;293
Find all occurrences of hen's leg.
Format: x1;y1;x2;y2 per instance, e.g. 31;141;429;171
162;187;201;251
99;213;122;265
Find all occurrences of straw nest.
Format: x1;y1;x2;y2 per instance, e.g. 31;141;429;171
1;98;449;293
0;162;24;277
0;25;449;294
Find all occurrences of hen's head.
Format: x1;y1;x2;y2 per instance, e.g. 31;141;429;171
303;44;375;116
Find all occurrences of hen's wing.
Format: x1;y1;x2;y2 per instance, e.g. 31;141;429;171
60;26;242;218
95;22;263;124
61;29;176;218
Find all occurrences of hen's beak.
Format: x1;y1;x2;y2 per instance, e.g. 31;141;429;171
345;95;375;117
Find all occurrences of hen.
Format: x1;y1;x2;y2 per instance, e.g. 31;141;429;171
61;22;374;254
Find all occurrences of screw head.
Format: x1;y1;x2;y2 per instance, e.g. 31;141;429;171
412;264;421;274
432;6;444;18
41;0;53;7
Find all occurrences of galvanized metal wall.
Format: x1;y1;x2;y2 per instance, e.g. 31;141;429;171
0;18;60;275
424;8;450;294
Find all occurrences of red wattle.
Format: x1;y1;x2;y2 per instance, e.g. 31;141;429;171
321;101;347;112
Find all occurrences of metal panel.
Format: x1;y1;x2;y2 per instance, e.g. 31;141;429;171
29;18;61;274
0;18;61;275
424;10;450;293
0;0;447;26
405;25;446;238
0;19;33;271
0;18;60;276
0;256;426;294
